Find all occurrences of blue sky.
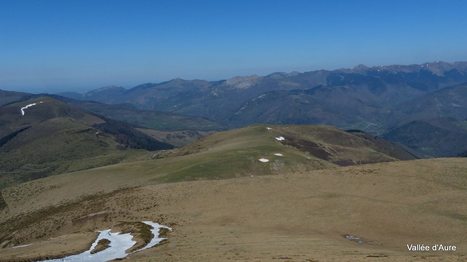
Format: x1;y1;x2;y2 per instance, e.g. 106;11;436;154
1;0;467;92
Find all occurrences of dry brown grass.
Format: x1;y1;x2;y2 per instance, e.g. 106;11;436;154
90;238;110;254
1;158;466;261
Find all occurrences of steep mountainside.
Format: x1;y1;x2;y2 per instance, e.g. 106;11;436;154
62;99;222;131
8;62;467;158
66;61;467;130
383;118;467;157
55;61;467;157
229;86;390;133
82;86;127;103
0;96;172;188
390;83;467;124
0;90;32;107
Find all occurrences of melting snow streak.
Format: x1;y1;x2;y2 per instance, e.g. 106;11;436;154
138;221;171;250
20;102;39;116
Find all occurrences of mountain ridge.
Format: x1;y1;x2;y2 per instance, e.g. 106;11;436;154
57;60;467;97
0;96;173;188
60;61;467;129
4;61;467;157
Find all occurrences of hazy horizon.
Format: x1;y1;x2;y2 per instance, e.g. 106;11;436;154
1;59;467;94
2;0;467;93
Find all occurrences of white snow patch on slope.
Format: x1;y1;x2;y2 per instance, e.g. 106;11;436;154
20;103;37;116
43;220;170;262
275;136;285;141
274;153;284;157
258;158;269;163
138;221;171;251
12;244;31;249
45;229;136;262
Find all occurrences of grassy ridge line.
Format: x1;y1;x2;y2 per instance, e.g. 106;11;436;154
1;124;413;217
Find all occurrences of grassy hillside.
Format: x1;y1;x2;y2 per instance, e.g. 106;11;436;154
80;124;413;185
0;96;172;188
0;124;415;213
0;124;461;261
1;158;466;261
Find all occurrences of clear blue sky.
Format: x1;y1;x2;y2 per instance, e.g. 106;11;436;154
1;0;467;92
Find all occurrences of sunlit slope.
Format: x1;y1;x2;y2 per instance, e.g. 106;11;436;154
158;124;415;182
1;158;466;261
1;124;414;214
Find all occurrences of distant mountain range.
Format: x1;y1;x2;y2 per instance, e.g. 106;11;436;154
54;61;467;157
60;61;467;128
2;61;467;158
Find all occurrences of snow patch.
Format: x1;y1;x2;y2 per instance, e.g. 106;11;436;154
12;244;31;249
344;234;364;244
275;136;285;141
43;221;170;262
45;229;136;262
138;221;171;251
266;127;272;130
20;103;37;116
258;158;269;163
225;75;259;89
274;153;284;157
